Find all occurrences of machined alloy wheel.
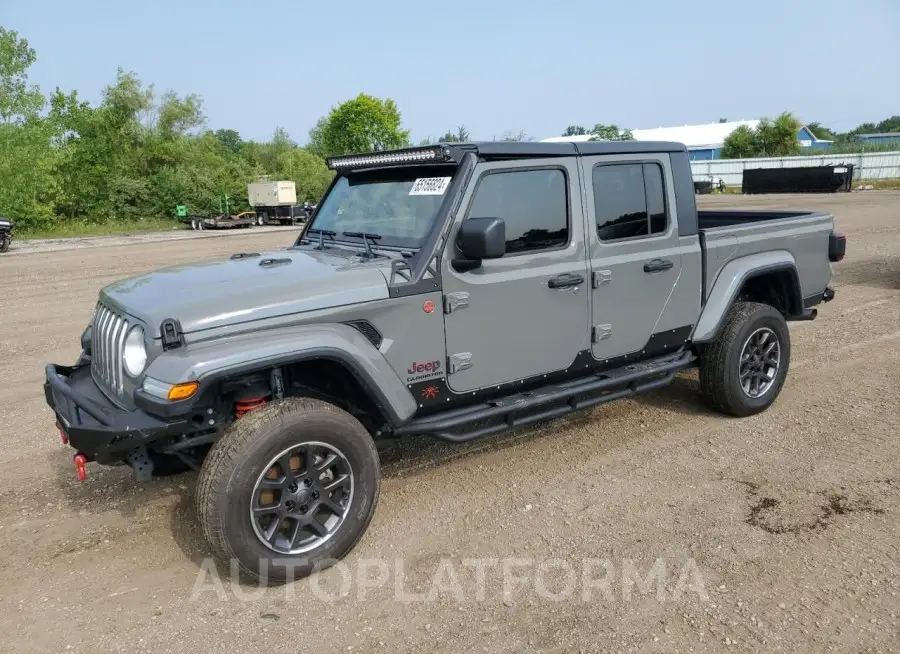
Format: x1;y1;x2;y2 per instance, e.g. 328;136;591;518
196;397;381;584
250;441;354;555
699;301;791;417
738;327;781;398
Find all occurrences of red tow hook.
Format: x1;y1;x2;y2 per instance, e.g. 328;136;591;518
73;453;88;481
57;423;68;445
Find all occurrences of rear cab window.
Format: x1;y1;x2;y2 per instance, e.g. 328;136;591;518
593;162;668;242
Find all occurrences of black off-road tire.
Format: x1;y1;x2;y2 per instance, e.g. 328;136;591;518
196;397;380;584
0;235;8;253
699;301;791;417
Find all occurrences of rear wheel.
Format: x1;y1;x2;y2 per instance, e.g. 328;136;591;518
699;301;791;417
196;398;380;584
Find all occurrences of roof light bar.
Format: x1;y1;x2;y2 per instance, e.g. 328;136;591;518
326;145;452;170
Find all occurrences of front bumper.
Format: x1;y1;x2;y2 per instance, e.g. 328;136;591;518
44;363;188;464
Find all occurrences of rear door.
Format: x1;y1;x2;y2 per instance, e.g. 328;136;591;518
582;154;695;362
440;158;591;393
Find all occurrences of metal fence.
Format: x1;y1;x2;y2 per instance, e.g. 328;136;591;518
691;151;900;186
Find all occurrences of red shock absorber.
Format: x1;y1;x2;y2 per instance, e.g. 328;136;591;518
235;396;267;418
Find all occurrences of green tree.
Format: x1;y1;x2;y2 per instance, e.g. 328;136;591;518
721;112;801;158
0;27;352;232
277;148;333;202
806;122;836;140
439;125;470;143
307;93;409;157
0;27;55;229
49;69;154;220
156;90;204;137
562;125;587;136
0;27;45;122
496;129;531;142
848;122;877;136
720;124;758;158
214;128;243;153
875;115;900;133
755;112;801;156
588;123;634;141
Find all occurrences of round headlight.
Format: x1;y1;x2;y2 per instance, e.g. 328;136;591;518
123;326;147;377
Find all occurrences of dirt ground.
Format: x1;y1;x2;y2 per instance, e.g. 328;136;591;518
1;192;898;653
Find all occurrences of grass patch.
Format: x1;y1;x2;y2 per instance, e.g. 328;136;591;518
19;218;185;240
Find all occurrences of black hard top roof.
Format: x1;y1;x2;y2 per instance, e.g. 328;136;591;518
453;140;688;158
325;140;689;172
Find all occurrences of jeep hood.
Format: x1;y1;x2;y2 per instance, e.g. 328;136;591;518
99;248;390;336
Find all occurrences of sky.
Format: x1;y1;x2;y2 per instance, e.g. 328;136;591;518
4;0;899;144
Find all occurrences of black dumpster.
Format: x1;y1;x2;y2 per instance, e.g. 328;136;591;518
742;164;854;194
693;180;713;194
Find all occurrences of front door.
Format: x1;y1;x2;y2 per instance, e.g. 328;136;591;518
582;155;689;362
441;159;591;393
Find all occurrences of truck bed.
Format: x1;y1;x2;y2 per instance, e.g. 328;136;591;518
698;209;835;305
698;210;814;230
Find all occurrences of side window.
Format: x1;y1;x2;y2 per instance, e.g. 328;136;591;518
468;169;568;254
593;162;668;241
643;163;667;234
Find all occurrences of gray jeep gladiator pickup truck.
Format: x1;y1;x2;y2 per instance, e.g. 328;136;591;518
43;140;844;582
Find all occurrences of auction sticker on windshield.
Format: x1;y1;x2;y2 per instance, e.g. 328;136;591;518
409;177;452;196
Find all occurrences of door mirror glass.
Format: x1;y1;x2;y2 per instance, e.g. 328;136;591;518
458;217;506;260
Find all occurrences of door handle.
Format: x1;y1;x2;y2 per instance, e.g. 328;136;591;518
547;273;585;289
643;259;674;273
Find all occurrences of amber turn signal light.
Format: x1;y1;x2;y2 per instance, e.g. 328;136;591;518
167;381;200;401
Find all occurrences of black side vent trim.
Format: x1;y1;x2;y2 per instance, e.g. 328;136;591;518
160;318;184;350
344;320;383;349
231;252;260;260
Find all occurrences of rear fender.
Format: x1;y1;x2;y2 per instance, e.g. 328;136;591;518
692;250;799;343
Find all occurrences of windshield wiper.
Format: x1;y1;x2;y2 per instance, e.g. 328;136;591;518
305;228;336;250
342;231;383;259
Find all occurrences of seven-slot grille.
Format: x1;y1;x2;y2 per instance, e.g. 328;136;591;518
91;302;129;396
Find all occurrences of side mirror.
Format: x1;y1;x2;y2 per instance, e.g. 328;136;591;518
457;217;506;263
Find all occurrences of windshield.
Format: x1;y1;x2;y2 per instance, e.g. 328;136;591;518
306;165;457;249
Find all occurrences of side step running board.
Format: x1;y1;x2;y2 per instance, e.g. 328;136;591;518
395;351;696;443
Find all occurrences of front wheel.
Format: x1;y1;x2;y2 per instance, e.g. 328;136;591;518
196;398;380;584
0;235;8;253
699;301;791;417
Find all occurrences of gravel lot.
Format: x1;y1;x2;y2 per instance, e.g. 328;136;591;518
1;192;898;653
